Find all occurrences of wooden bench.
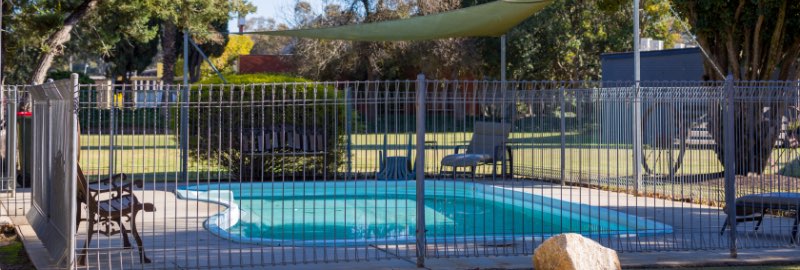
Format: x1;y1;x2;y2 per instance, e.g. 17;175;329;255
241;126;328;156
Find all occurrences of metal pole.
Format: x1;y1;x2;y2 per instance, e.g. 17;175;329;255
180;30;189;182
188;38;227;84
415;73;426;268
500;35;507;82
345;87;352;176
108;80;115;179
632;0;643;192
1;0;3;86
560;86;566;185
723;74;737;258
68;73;79;268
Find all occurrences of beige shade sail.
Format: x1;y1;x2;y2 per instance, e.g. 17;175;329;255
247;0;552;41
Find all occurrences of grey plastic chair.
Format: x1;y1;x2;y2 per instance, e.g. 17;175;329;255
440;121;513;178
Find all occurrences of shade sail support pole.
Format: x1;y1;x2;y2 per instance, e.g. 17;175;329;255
632;0;643;193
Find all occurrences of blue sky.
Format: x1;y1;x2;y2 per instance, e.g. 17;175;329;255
227;0;325;32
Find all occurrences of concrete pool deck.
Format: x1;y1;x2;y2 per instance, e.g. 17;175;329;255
3;180;800;269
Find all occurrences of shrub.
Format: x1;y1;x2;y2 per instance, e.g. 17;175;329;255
187;73;345;179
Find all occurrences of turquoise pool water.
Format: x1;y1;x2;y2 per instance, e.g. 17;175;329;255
177;181;672;246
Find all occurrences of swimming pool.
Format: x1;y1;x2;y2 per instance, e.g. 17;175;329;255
177;181;672;246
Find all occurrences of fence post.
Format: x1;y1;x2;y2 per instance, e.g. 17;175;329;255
180;30;190;182
109;84;116;178
632;81;643;193
723;74;737;258
415;73;427;268
560;86;566;185
345;86;352;176
68;73;79;267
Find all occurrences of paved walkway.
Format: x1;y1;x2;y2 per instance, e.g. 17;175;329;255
3;180;799;269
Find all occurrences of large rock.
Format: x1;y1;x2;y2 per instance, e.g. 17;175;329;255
533;233;620;270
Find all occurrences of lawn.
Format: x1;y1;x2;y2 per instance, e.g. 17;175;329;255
79;132;800;184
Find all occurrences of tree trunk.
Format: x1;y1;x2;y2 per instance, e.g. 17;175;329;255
21;0;100;112
161;21;177;84
160;20;177;108
28;0;100;85
708;87;793;175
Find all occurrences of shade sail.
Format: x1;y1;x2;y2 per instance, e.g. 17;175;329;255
247;0;552;41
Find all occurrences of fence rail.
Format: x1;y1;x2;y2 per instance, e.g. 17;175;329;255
1;77;799;269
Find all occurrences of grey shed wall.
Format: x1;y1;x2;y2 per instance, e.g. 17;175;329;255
601;47;704;81
599;48;704;144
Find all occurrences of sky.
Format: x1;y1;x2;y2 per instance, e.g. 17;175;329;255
227;0;326;32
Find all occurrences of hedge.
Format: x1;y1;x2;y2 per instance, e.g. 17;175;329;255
187;74;345;179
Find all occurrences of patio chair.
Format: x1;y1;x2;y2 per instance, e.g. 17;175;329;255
440;121;513;178
76;165;156;265
376;133;414;180
720;192;800;243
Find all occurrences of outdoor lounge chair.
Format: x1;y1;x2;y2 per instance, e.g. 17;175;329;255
720;192;800;242
376;133;414;180
440;121;513;178
76;165;156;265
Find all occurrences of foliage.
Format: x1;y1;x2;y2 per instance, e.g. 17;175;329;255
670;0;800;175
100;19;161;82
289;0;479;81
671;0;800;81
1;0;254;85
197;73;307;84
199;35;254;77
187;73;345;178
47;70;95;84
245;17;292;55
464;0;680;81
152;0;255;83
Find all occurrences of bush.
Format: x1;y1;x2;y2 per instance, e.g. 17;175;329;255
48;70;95;84
188;73;345;179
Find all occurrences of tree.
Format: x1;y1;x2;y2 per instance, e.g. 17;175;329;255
464;0;680;81
672;0;800;175
245;17;292;55
203;35;254;74
289;0;478;81
149;0;255;83
27;0;101;85
177;20;229;82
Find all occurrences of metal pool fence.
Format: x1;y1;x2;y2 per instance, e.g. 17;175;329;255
1;76;800;269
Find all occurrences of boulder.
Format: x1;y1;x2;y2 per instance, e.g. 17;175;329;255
533;233;620;270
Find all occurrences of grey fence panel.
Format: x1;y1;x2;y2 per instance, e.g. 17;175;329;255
4;78;800;269
0;86;17;194
25;78;78;267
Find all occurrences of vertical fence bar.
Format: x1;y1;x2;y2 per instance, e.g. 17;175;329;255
180;30;190;182
415;74;426;268
723;75;737;258
108;83;116;178
7;86;17;197
560;86;566;185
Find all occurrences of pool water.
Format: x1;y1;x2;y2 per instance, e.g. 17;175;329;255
177;181;671;246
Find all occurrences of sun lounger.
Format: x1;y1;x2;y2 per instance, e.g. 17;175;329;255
720;192;800;242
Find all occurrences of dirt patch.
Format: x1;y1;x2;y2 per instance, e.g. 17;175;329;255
0;225;34;270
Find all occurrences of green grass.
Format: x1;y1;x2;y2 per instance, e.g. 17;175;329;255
0;240;30;266
80;134;224;181
79;132;800;178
